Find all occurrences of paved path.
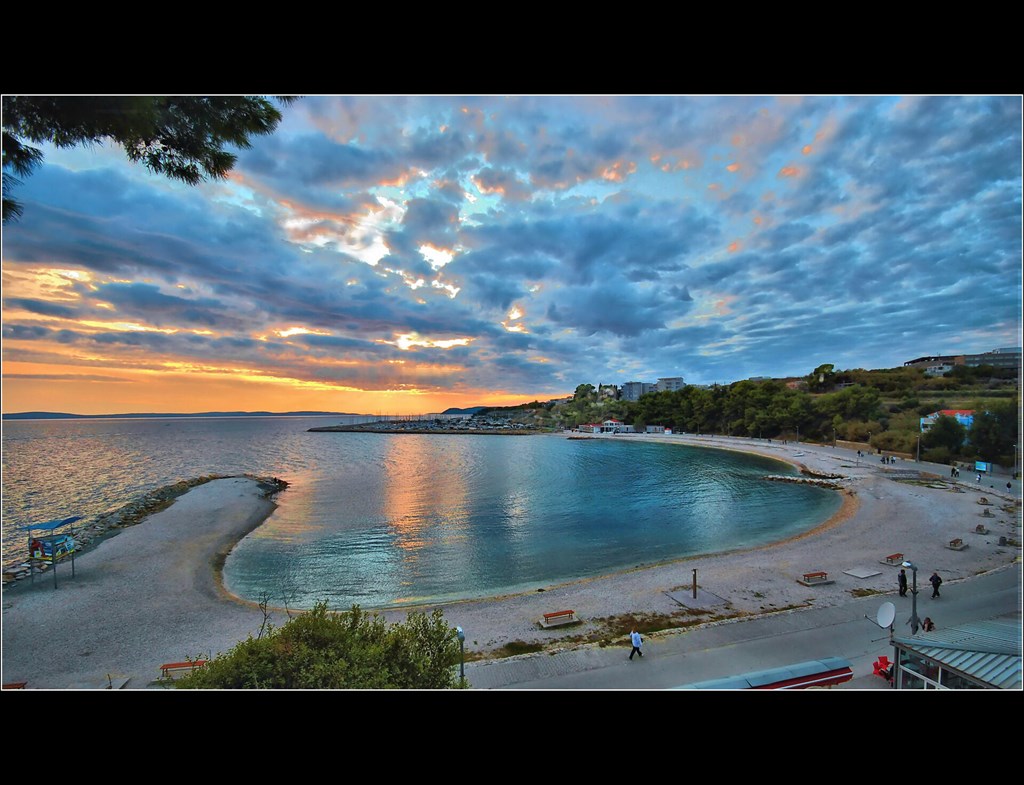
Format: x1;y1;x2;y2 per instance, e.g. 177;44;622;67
464;562;1021;689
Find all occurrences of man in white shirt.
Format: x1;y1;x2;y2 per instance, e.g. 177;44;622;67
629;629;643;660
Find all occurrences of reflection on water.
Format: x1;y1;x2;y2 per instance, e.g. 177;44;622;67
225;435;841;609
3;419;841;610
382;435;473;557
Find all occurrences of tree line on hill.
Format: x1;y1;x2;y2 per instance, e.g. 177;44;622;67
492;363;1020;470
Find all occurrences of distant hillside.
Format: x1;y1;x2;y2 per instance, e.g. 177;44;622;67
440;406;488;415
1;411;362;420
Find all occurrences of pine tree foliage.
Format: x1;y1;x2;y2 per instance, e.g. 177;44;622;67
2;96;295;222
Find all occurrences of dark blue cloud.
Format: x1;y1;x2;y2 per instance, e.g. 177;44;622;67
3;96;1020;399
90;282;234;328
3;298;79;319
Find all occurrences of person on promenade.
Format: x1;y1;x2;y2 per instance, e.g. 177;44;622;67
930;571;942;598
922;617;936;632
898;569;908;597
628;629;644;660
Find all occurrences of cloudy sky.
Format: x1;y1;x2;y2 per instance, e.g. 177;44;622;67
2;95;1021;415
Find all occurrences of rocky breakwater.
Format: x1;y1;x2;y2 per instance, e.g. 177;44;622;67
2;474;289;587
763;469;848;490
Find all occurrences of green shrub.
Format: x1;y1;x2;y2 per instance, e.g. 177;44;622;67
177;602;461;689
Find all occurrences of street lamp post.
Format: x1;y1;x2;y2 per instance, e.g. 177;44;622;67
902;561;920;635
456;626;465;685
916;432;921;463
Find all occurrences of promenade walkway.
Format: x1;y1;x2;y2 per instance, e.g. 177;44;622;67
465;561;1021;689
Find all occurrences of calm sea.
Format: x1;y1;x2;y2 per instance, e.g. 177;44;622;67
1;417;841;608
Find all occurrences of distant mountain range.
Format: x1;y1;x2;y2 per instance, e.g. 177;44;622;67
1;411;363;420
440;406;488;415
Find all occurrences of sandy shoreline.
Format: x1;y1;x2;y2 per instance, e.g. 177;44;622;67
2;434;1020;689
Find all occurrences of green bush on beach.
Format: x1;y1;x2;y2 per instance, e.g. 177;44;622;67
176;602;462;689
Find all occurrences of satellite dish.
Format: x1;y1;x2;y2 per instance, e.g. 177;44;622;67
876;602;896;629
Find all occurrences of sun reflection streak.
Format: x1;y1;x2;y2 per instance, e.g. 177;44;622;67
382;437;471;563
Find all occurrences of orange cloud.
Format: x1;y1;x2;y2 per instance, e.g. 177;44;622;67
378;168;418;187
802;144;813;155
727;240;741;253
726;163;741;172
472;176;506;196
778;165;801;178
600;161;637;182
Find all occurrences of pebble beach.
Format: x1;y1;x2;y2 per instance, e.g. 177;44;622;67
2;434;1020;689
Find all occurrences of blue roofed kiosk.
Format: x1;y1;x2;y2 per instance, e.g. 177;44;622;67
21;516;81;588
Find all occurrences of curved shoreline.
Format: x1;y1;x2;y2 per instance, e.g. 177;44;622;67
363;473;859;617
3;436;1018;687
2;473;288;588
364;434;1020;655
224;432;851;615
1;476;297;688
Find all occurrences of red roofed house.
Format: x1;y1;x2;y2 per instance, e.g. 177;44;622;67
920;410;975;433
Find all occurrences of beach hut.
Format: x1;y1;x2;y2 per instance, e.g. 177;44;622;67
21;515;81;588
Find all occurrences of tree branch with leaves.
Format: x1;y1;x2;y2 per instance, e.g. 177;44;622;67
2;95;296;222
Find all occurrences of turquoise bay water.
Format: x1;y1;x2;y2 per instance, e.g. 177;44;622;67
1;418;840;608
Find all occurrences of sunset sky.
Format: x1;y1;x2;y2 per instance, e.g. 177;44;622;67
2;95;1021;415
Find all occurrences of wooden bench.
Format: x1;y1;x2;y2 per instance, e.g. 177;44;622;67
798;570;834;586
539;610;579;628
884;553;904;565
2;682;27;689
975;524;989;534
948;538;966;550
160;660;207;679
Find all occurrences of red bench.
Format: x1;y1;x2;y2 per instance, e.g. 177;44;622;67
160;660;207;679
541;610;578;627
884;553;904;565
802;571;828;582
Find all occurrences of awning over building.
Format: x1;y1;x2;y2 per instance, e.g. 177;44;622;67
892;617;1022;690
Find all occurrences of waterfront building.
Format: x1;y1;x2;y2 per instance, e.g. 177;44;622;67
888;617;1021;690
600;419;634;433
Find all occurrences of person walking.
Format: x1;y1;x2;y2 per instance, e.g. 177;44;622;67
898;569;908;597
930;571;943;598
628;629;644;660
